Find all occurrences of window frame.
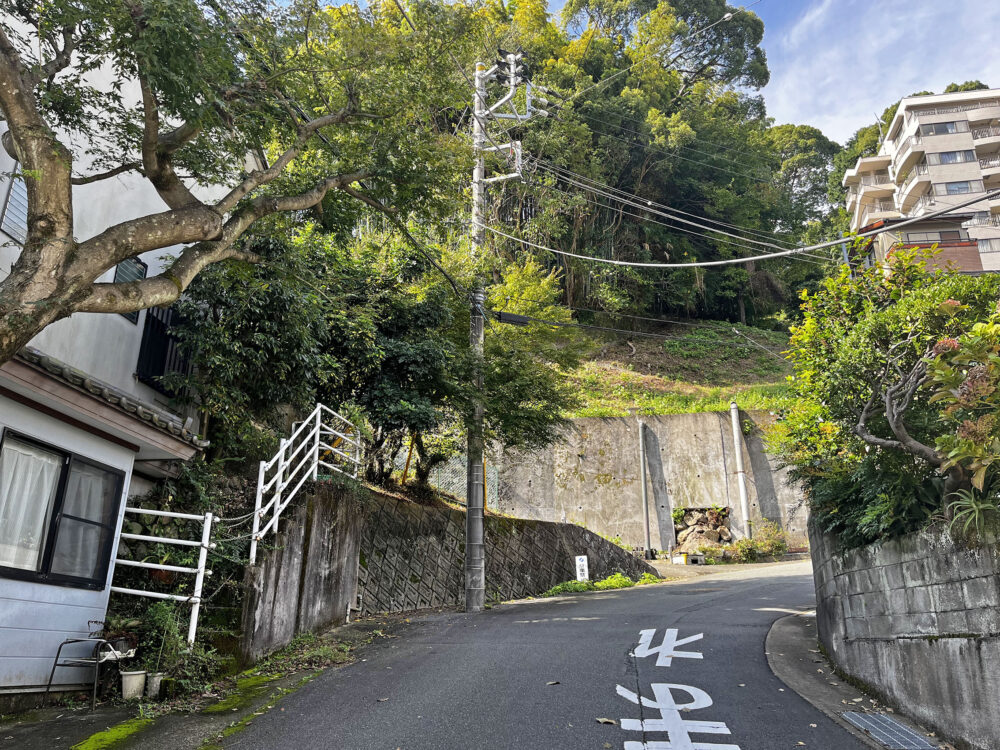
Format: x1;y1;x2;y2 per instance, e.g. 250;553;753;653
0;428;126;591
113;258;149;324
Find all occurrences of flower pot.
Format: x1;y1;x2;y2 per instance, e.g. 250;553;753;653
121;670;146;700
146;672;165;699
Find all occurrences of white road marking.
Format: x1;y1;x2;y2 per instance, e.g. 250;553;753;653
632;629;704;667
616;683;740;750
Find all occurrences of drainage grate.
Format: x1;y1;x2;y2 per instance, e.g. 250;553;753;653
842;712;936;749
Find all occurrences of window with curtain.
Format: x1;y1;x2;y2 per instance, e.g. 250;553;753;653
0;431;124;589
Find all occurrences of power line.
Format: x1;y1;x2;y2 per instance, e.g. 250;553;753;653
475;187;1000;269
534;162;798;252
526;179;835;266
532;176;837;263
534;160;801;247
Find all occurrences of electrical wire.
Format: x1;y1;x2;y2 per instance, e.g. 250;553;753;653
533;159;806;248
529;179;836;266
534;162;799;252
476;187;1000;268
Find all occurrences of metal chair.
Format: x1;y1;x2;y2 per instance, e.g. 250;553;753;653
44;637;135;710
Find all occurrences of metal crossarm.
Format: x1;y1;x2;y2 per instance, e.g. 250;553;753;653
249;403;363;563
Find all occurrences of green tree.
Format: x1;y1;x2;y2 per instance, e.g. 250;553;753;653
0;0;472;365
769;248;1000;546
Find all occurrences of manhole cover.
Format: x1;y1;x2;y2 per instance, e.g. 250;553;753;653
842;712;936;749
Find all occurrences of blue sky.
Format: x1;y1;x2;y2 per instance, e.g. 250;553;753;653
754;0;1000;143
546;0;1000;144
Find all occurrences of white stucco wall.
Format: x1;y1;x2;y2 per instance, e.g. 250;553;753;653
0;396;134;691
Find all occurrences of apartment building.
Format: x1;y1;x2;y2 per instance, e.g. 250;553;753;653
843;88;1000;272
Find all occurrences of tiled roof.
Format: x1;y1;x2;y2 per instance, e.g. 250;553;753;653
15;346;209;449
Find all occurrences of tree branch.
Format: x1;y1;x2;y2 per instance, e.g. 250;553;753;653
137;71;203;209
214;109;368;214
342;186;460;293
35;26;77;84
71;162;143;185
76;171;369;313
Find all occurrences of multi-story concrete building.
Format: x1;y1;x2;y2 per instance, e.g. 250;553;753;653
843;88;1000;272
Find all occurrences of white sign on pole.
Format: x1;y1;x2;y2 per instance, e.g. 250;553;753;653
575;555;589;581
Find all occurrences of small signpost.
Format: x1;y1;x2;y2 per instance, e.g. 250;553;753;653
575;555;589;581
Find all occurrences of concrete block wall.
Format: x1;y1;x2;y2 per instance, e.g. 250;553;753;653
497;410;808;551
243;481;655;661
810;523;1000;750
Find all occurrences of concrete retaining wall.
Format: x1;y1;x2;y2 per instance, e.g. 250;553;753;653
243;482;654;661
498;410;808;551
810;523;1000;750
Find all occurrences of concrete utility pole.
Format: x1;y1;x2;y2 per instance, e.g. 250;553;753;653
729;402;753;539
465;52;546;612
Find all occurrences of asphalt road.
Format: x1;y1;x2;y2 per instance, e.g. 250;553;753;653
225;561;868;750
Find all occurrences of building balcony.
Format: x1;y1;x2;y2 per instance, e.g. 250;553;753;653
897;165;931;211
979;237;1000;254
905;99;1000;122
842;156;892;187
972;125;1000;150
964;211;1000;228
967;103;1000;125
982;154;1000;183
893;135;925;176
858;199;899;228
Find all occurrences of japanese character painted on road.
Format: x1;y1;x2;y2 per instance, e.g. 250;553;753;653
616;683;741;750
631;629;704;667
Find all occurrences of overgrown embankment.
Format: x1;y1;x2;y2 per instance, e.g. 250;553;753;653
565;325;792;417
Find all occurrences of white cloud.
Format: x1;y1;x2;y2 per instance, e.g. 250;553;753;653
762;0;1000;143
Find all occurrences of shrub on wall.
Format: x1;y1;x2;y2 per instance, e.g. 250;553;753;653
769;247;1000;547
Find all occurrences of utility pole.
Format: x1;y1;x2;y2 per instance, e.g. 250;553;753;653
465;51;547;612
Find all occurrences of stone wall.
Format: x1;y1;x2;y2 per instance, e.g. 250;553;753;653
810;523;1000;750
497;410;808;551
243;481;654;660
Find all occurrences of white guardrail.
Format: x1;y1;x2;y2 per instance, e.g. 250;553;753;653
249;404;362;564
111;507;215;645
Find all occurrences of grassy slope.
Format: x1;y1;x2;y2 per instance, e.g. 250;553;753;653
565;323;794;417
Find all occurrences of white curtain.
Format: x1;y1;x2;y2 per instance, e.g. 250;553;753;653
51;462;116;579
0;438;62;570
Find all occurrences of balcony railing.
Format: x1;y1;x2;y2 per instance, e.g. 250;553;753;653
979;238;1000;254
860;200;897;226
901;163;929;191
906;100;1000;120
973;125;1000;140
965;211;1000;227
858;172;892;186
980;155;1000;170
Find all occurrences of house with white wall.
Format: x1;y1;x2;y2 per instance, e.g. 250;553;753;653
0;122;207;699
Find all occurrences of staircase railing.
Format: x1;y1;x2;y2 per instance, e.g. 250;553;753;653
111;507;215;645
249;404;362;564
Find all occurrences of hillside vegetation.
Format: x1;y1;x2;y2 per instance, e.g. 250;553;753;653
565;324;793;418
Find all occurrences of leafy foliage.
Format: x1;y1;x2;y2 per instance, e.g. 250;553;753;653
770;248;1000;547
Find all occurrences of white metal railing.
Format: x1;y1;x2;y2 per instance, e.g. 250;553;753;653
965;211;1000;228
249;404;363;564
907;100;1000;120
973;125;1000;140
980;155;1000;170
111;508;215;645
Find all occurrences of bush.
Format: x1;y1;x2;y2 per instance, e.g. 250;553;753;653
540;580;595;596
770;247;1000;547
593;572;635;590
635;572;661;585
